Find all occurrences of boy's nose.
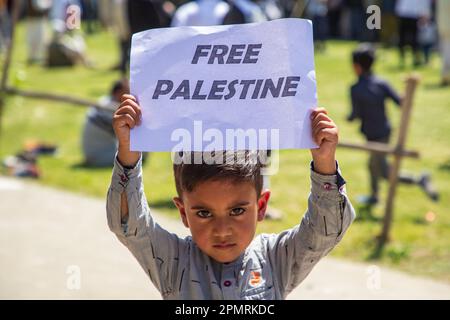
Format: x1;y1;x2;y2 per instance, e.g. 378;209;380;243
212;219;232;238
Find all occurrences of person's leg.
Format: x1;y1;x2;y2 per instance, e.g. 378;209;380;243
376;135;416;184
35;17;48;62
369;150;383;200
422;44;431;65
26;18;39;63
328;9;340;39
0;7;10;52
350;8;363;41
119;36;131;75
409;18;421;66
381;14;397;47
441;37;450;85
378;137;438;200
398;17;407;66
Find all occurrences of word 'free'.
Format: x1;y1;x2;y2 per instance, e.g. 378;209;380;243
192;44;263;64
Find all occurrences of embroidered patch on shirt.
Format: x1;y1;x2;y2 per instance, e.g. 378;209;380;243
249;271;263;287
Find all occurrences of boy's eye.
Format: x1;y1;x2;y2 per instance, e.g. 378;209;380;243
230;207;245;216
196;210;212;218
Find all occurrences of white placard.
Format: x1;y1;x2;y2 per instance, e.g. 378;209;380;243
130;18;318;152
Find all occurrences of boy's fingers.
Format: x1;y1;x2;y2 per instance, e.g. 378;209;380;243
312;120;336;135
119;98;142;124
122;114;136;129
310;107;328;119
315;128;338;145
120;94;137;103
114;113;136;129
128;101;142;122
312;113;333;128
116;105;140;125
313;121;336;132
312;123;338;143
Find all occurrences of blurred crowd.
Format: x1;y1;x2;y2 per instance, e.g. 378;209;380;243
0;1;448;78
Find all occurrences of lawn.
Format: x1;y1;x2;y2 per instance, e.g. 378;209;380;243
1;23;449;283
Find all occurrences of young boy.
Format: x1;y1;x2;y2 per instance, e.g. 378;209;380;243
348;44;438;205
107;94;355;299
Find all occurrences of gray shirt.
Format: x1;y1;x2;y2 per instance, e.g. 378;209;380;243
106;157;355;300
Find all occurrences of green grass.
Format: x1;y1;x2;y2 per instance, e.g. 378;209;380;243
1;23;449;283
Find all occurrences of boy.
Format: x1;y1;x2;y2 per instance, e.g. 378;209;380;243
348;44;438;205
107;94;355;299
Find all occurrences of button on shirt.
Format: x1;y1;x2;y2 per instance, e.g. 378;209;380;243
106;156;355;300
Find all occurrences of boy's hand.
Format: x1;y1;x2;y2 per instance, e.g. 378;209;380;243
310;108;338;175
113;94;142;167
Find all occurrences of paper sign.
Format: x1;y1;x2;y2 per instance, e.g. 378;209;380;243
130;18;317;152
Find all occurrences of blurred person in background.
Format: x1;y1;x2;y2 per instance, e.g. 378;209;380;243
103;0;168;75
348;44;438;205
47;0;93;67
26;0;52;65
437;0;450;86
380;0;398;47
80;0;98;34
222;0;267;24
109;0;131;74
345;0;365;41
254;0;284;21
171;0;230;26
327;0;343;39
395;0;432;67
418;13;437;66
0;0;11;54
305;0;328;52
81;79;129;167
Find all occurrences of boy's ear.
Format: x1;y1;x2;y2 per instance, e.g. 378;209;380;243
173;196;189;228
257;190;271;222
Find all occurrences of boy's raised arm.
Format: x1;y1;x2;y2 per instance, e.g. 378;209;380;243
107;95;187;297
112;94;142;221
266;108;355;297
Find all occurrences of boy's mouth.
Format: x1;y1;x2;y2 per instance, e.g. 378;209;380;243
213;243;236;250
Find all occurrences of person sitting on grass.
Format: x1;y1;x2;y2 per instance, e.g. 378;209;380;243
348;44;439;206
106;94;355;299
81;79;129;167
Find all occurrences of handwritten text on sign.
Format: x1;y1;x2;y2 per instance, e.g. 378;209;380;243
130;19;318;152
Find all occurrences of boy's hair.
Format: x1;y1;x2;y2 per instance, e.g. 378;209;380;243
352;43;375;73
173;150;263;197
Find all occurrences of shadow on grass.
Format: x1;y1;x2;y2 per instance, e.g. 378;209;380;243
354;204;382;223
423;83;449;91
366;234;388;261
439;159;450;171
367;243;384;261
367;241;411;263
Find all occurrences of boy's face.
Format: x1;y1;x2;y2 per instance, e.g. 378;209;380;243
173;180;270;263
